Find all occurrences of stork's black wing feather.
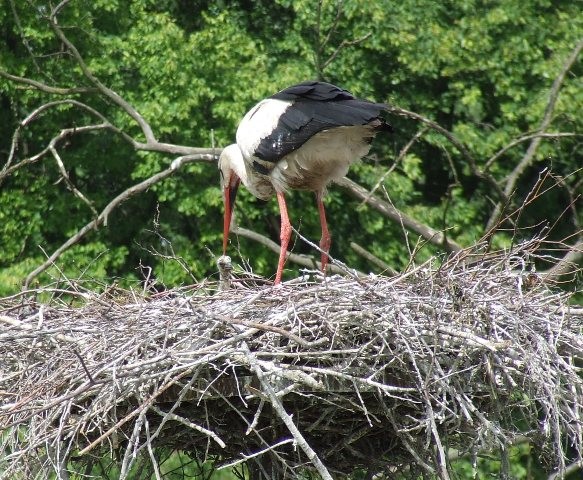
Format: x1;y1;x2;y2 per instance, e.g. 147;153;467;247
270;81;355;102
254;81;390;163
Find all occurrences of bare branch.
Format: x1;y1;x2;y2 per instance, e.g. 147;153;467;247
337;177;463;253
23;153;215;288
319;0;343;51
8;0;41;73
350;242;397;275
367;127;428;200
543;237;583;281
1;98;219;185
484;132;582;172
50;145;99;217
486;39;583;231
48;8;157;143
547;461;582;480
2;99;113;179
322;31;372;72
2;243;582;477
387;105;507;204
0;70;97;95
232;226;353;276
150;406;226;448
241;343;334;480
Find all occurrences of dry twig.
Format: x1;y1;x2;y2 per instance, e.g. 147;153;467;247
1;240;581;479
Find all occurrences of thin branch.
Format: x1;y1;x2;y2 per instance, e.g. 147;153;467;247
547;461;582;480
0;314;77;344
319;0;343;51
231;226;353;276
1;123;111;184
486;39;583;231
150;406;226;448
543;237;583;281
50;145;99;217
322;31;372;72
217;439;294;470
1;97;219;186
8;0;41;73
76;370;192;456
48;8;157;143
0;70;98;95
484;132;581;172
218;315;329;348
350;242;397;275
337;177;463;253
366;126;428;200
3;99;113;179
23;153;215;289
385;105;505;199
242;343;334;480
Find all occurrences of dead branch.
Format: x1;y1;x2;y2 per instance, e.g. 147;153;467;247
485;39;583;231
337;177;463;253
0;70;97;95
242;343;334;480
350;242;397;275
48;8;156;144
22;153;216;289
543;237;583;281
384;105;503;200
367;126;429;200
484;132;582;172
231;226;355;277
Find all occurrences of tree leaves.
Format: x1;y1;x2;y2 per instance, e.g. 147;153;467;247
1;0;581;292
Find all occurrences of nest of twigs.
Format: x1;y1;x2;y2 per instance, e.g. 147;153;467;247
1;240;582;479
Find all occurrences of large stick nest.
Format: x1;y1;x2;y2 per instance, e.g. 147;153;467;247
1;240;582;479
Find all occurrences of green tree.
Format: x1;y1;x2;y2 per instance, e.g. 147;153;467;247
1;2;581;474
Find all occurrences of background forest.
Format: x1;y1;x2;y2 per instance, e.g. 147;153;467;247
1;0;582;478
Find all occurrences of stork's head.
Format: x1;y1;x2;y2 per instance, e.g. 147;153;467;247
218;144;245;254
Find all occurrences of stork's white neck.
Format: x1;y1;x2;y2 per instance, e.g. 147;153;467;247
218;144;274;200
219;144;247;185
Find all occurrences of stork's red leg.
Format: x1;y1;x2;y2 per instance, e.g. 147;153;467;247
275;191;292;284
316;191;331;274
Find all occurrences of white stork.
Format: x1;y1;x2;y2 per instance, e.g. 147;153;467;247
219;81;391;284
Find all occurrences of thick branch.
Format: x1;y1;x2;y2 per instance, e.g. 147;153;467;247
337;177;463;253
542;237;583;281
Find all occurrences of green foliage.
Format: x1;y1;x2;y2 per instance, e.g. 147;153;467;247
1;2;581;288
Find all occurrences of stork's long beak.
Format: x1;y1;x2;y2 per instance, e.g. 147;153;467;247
223;173;241;254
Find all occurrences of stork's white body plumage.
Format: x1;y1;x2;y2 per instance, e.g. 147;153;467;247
219;81;391;284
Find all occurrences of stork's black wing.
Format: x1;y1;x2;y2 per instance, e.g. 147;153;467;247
253;81;390;163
